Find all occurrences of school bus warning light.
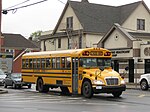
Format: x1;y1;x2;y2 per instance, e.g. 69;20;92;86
104;52;111;56
82;51;89;56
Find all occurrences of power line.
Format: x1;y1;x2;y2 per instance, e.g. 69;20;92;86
2;0;66;14
2;0;48;14
57;0;65;4
2;0;101;23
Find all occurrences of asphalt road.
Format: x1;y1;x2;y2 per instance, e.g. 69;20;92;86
0;85;150;112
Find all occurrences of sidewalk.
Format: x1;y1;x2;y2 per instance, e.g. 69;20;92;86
126;83;140;89
0;89;8;94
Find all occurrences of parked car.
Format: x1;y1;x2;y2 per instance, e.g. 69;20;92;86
0;69;6;86
3;73;31;89
139;73;150;90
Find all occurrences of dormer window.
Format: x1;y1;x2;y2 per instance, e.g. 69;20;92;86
66;17;73;29
137;19;145;30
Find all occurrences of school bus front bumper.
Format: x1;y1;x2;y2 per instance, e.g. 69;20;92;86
93;84;126;93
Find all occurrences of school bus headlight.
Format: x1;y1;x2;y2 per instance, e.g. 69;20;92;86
121;80;125;84
93;80;104;85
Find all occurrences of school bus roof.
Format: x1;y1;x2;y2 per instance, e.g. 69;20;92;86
22;48;110;57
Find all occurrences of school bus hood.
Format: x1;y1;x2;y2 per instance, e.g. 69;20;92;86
83;68;120;78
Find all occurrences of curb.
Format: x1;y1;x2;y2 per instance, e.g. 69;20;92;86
126;87;140;90
126;83;140;90
0;89;8;94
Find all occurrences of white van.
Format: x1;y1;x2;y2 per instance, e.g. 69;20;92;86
0;69;6;85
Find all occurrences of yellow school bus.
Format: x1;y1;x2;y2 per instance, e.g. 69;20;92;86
22;48;126;98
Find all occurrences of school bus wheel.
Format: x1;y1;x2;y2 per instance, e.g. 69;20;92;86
37;78;49;93
60;86;70;95
82;80;93;98
112;91;122;97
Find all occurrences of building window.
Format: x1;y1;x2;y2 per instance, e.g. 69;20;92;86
137;19;145;30
5;49;14;53
58;38;61;48
66;17;73;29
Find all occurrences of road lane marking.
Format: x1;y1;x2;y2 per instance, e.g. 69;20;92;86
138;94;145;98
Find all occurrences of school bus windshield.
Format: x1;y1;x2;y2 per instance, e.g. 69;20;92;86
79;58;111;68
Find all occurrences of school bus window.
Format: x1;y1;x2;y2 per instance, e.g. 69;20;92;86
103;58;111;67
52;58;56;68
22;59;26;68
33;59;37;68
66;57;71;68
80;58;97;67
97;58;103;66
25;59;29;68
61;57;65;68
29;59;33;68
49;58;52;68
79;58;87;67
65;57;67;68
37;59;41;68
79;58;83;67
41;58;46;68
46;58;50;68
56;58;60;68
88;58;96;66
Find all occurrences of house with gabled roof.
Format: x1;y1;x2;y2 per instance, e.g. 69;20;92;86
0;33;40;73
40;0;149;51
39;0;150;82
97;23;150;82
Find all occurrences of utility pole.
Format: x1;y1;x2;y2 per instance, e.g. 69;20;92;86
0;0;2;52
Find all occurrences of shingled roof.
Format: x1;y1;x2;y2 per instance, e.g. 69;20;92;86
53;0;147;36
2;33;39;49
69;1;142;33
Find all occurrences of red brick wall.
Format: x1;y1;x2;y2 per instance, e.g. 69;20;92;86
12;49;23;73
13;56;22;73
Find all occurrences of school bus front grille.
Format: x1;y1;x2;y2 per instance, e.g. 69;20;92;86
105;78;119;85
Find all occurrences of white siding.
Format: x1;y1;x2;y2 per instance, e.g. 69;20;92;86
44;38;69;51
133;40;142;49
57;4;83;32
45;39;55;51
122;3;150;32
85;34;102;48
104;30;127;49
41;41;45;51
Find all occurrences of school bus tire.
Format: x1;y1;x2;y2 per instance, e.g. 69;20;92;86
112;91;122;98
60;86;70;95
37;78;49;93
28;84;32;89
82;80;93;98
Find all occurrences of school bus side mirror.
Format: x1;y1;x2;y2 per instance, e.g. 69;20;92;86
99;66;104;71
125;66;129;71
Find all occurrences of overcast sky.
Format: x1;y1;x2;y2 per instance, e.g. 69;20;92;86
2;0;150;38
